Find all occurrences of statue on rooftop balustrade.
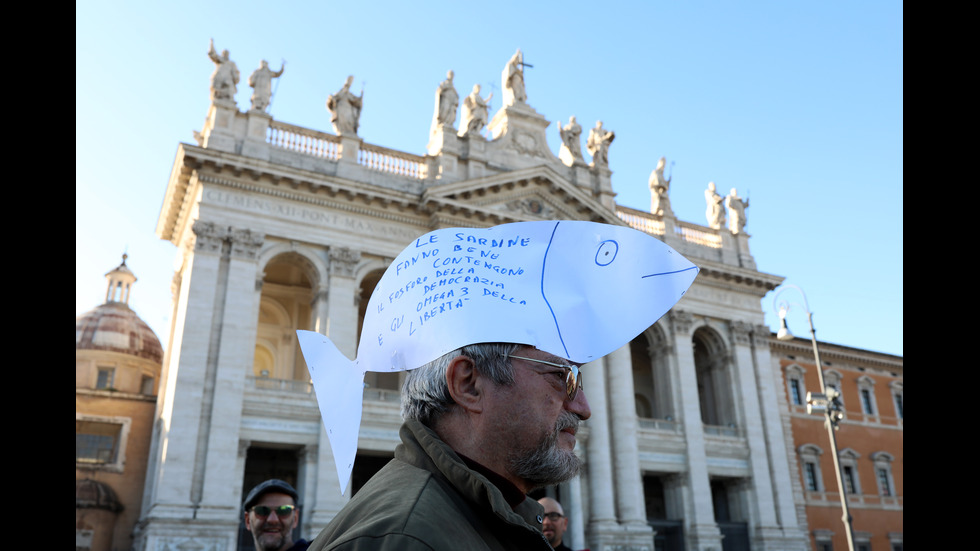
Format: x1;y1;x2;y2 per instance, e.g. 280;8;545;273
587;120;615;167
649;156;672;216
502;49;528;107
432;70;459;131
558;116;584;164
248;60;285;112
725;188;749;234
705;181;725;229
459;84;493;138
327;75;363;136
207;39;240;103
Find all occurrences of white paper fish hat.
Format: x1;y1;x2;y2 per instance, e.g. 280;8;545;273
298;220;698;493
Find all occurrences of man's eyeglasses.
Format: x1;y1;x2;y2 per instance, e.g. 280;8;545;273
543;512;565;522
251;505;296;518
505;354;582;401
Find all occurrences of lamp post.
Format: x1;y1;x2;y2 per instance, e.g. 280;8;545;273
772;284;855;551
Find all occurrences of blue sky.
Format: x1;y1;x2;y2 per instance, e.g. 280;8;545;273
76;1;903;356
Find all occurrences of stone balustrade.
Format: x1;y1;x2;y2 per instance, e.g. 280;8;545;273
358;142;428;179
267;121;340;160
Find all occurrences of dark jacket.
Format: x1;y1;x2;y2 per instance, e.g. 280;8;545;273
307;419;553;550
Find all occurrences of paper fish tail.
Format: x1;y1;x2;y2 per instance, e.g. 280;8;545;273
296;330;364;495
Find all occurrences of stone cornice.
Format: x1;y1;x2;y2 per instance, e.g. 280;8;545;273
694;259;785;296
768;334;903;371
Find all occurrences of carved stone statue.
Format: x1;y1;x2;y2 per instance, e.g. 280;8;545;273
432;70;459;131
207;39;240;103
587;120;615;167
649;156;672;216
557;116;584;163
458;84;493;138
725;188;749;234
326;75;363;136
704;182;725;229
248;60;284;112
502;49;527;106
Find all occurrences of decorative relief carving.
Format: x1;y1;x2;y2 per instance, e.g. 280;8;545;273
501;197;557;219
191;220;228;253
730;320;753;345
329;247;361;277
229;228;264;259
508;129;547;157
669;310;694;335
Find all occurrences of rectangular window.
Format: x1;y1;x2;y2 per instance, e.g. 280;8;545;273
141;375;154;395
877;468;891;496
861;389;874;415
76;421;121;464
818;543;833;551
894;393;903;419
804;462;819;491
96;367;115;390
789;379;803;405
843;465;856;494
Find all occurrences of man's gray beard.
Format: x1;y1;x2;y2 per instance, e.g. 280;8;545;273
510;411;583;489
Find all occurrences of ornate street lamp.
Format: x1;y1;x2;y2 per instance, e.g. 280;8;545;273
773;284;855;551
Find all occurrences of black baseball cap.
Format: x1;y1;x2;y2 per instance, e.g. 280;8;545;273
243;479;299;512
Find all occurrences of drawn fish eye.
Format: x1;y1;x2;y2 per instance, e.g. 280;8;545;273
595;240;619;266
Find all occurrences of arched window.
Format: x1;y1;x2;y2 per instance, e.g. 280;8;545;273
693;327;735;429
253;253;316;382
630;323;673;421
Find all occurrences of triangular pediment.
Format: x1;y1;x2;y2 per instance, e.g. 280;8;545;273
421;164;621;225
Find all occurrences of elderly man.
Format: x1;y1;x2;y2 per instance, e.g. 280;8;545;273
538;497;573;551
243;479;310;551
308;344;590;550
300;220;698;551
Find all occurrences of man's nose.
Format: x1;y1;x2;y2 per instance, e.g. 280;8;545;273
566;387;591;420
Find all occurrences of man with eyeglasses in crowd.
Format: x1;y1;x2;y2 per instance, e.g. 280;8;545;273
538;497;574;551
302;221;697;550
243;479;310;551
307;344;591;550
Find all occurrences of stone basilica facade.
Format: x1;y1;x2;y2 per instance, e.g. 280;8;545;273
135;50;811;551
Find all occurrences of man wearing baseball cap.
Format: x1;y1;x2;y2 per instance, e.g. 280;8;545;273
242;479;310;551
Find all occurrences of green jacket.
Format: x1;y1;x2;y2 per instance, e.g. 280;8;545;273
308;419;554;550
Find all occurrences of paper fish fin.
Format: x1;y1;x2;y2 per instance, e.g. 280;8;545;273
296;330;365;495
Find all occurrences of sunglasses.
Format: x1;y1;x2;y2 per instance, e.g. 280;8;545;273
251;505;296;518
506;354;582;401
543;512;565;521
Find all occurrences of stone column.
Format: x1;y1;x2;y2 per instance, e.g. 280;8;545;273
309;246;362;529
566;477;586;551
669;311;723;551
312;286;330;335
138;221;239;548
746;323;809;549
607;343;655;548
197;228;264;520
584;357;618;548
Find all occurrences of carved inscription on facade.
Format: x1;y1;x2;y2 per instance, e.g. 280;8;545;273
203;189;419;242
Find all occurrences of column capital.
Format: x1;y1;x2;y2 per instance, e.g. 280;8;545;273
729;320;754;345
669;310;695;336
329;247;361;277
229;228;265;260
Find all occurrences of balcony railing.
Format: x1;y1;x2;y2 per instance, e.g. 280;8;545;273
703;423;739;437
267;121;341;160
358;142;428;179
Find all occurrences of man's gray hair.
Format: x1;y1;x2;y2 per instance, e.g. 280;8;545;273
401;343;521;425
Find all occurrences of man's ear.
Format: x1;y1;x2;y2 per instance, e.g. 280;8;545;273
244;511;252;530
445;355;483;413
